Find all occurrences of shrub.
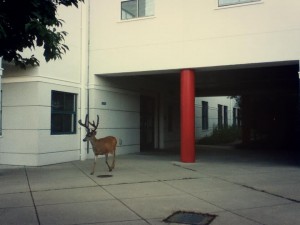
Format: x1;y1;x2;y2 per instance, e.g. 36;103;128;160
198;126;241;145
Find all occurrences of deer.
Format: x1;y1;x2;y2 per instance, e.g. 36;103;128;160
78;115;117;175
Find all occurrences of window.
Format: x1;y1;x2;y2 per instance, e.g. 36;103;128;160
224;106;228;128
202;101;208;130
218;104;223;129
121;0;154;20
51;91;77;135
233;107;237;127
218;0;260;7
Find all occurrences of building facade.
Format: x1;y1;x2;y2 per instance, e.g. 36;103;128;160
195;97;239;140
0;0;299;166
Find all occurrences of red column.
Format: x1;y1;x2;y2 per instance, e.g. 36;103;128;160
180;69;195;163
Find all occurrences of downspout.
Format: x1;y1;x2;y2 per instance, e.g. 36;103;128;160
80;0;90;160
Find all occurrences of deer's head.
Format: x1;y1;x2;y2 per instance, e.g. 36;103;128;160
78;115;99;142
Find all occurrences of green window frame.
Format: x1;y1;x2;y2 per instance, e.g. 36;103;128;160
51;90;77;135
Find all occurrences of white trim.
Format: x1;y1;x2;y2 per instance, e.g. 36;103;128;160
215;0;264;10
2;75;81;87
92;83;139;96
118;15;156;23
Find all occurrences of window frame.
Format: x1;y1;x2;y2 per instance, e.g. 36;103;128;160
121;0;154;20
218;0;261;8
51;90;77;135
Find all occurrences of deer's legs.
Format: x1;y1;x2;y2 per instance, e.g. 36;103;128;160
105;154;113;172
91;155;97;175
111;150;116;170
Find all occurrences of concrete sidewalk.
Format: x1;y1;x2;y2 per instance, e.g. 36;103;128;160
1;146;300;225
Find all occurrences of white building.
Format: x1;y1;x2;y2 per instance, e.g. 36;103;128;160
1;0;299;166
195;96;239;140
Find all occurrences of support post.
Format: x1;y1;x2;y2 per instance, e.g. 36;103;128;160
180;69;195;163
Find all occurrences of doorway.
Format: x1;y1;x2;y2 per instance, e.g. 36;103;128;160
140;95;155;151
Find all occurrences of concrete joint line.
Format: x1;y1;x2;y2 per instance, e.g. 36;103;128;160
25;168;41;225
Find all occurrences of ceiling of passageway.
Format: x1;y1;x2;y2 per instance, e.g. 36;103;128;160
98;61;299;97
195;62;299;96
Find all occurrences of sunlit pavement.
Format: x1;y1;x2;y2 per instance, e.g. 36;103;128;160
1;145;300;225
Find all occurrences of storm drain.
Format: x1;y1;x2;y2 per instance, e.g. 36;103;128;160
163;211;217;225
97;174;113;178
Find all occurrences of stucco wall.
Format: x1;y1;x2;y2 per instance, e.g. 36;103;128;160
0;81;81;166
86;86;140;157
89;0;300;75
195;96;238;140
0;5;83;166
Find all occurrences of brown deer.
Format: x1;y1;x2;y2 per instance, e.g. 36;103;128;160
78;115;117;175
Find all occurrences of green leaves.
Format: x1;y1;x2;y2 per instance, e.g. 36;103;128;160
43;29;69;62
14;54;40;69
0;0;84;69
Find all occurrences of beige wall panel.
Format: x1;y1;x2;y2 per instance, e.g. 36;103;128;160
92;89;139;112
3;82;39;106
37;150;80;166
3;106;40;130
0;130;38;154
38;131;80;154
0;153;38;166
90;0;300;74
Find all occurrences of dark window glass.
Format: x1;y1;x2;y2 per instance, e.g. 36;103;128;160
202;101;208;130
233;107;237;126
121;0;154;20
51;91;77;135
121;0;138;19
224;106;228;128
218;104;223;129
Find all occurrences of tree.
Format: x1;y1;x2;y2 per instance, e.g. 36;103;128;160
0;0;84;69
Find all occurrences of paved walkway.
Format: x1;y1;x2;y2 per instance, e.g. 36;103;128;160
1;145;300;225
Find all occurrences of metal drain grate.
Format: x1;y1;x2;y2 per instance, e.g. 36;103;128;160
97;174;113;178
163;211;217;225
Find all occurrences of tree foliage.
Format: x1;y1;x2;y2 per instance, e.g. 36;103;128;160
0;0;84;68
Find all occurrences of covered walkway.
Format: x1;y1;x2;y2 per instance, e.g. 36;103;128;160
99;60;300;162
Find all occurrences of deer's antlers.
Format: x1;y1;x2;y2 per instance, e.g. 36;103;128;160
78;115;99;132
78;114;90;132
89;115;99;131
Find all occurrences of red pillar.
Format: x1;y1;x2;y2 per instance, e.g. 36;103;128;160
180;69;195;163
